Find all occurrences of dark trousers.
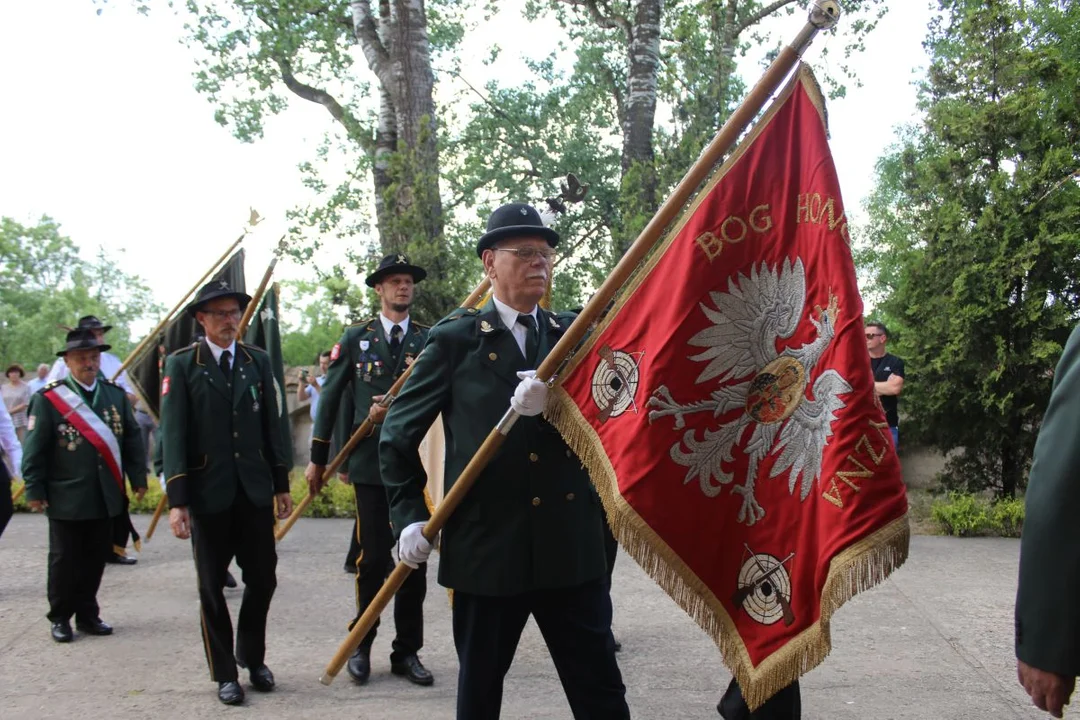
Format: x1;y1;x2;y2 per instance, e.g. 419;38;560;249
47;517;112;622
453;578;629;720
718;679;801;720
111;495;139;555
190;488;277;683
350;483;425;661
345;517;362;568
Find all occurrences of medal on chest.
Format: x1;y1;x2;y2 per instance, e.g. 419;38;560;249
56;422;83;452
250;385;260;412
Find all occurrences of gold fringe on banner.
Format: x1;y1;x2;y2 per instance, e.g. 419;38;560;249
546;388;909;709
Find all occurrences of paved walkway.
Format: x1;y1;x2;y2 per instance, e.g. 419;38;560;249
0;515;1053;718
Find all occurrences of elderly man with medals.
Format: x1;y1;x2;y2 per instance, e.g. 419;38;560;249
161;280;294;706
305;253;433;687
21;328;147;643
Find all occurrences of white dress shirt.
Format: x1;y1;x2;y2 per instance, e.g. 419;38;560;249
379;313;411;341
206;339;238;370
48;352;134;394
491;296;539;359
0;400;23;475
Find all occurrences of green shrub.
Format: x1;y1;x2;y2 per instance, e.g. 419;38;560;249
989;496;1025;538
12;469;358;520
931;492;989;537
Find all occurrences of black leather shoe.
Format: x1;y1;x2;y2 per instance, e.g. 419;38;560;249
346;647;371;684
247;665;275;692
51;620;73;643
107;554;137;565
613;637;622;652
75;618;113;636
218;681;245;705
391;654;433;686
224;571;238;589
343;563;357;574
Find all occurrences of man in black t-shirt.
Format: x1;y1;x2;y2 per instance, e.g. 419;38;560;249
866;322;905;449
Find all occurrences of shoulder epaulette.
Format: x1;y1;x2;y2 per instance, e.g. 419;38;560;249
238;342;266;354
413;321;431;330
100;377;119;387
347;317;376;329
43;380;63;392
170;345;197;357
434;308;479;327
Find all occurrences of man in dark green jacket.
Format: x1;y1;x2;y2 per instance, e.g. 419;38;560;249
1016;323;1080;718
22;329;147;643
161;280;293;706
305;253;432;687
380;204;628;719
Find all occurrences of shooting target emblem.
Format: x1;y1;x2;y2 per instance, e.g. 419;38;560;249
732;545;795;626
590;345;644;422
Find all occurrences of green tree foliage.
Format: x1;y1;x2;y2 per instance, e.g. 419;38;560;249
858;0;1080;497
277;278;356;366
174;0;474;322
0;216;164;368
452;0;888;291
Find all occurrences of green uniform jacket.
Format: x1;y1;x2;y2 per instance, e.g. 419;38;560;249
379;301;608;597
311;318;428;486
161;341;290;515
1016;323;1080;675
21;378;147;521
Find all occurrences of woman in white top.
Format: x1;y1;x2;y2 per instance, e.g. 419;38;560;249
0;399;24;539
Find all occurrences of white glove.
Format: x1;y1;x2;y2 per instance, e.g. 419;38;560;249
398;521;433;569
511;370;548;417
158;473;167;494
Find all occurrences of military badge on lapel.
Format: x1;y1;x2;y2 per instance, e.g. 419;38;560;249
480;320;494;333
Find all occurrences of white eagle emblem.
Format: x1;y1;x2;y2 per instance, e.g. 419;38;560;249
647;258;851;525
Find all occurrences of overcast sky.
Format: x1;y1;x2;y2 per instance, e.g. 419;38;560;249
0;0;930;331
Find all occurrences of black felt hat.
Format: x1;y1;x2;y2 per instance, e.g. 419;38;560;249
476;203;560;258
57;328;111;357
76;315;113;333
185;279;252;318
365;253;428;288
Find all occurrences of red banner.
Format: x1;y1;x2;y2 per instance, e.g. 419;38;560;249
548;67;909;708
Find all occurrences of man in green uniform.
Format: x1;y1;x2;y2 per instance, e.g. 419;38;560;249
1016;323;1080;718
305;253;433;687
379;204;629;719
21;329;147;643
161;280;293;706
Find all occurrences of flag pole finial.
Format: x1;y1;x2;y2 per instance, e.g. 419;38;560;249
794;1;842;55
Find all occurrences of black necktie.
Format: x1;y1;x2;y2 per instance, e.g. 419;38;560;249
219;350;232;383
516;314;539;367
390;325;403;361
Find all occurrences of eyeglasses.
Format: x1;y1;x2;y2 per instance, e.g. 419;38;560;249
204;309;242;321
865;333;883;339
493;247;557;262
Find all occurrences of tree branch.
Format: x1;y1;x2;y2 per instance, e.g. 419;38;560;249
737;0;800;34
350;0;393;89
274;57;359;134
560;0;633;44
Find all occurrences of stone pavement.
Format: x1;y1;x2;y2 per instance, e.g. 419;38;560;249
0;515;1054;719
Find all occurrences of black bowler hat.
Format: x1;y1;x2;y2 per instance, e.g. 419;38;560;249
77;315;113;333
476;203;559;258
56;328;111;357
365;253;428;288
186;279;252;318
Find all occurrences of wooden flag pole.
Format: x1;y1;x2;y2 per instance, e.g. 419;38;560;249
144;494;168;541
319;1;842;685
275;275;493;544
239;255;279;337
11;482;24;503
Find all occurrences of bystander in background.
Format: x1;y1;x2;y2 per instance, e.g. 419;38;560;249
27;363;50;394
866;322;905;449
3;364;31;443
